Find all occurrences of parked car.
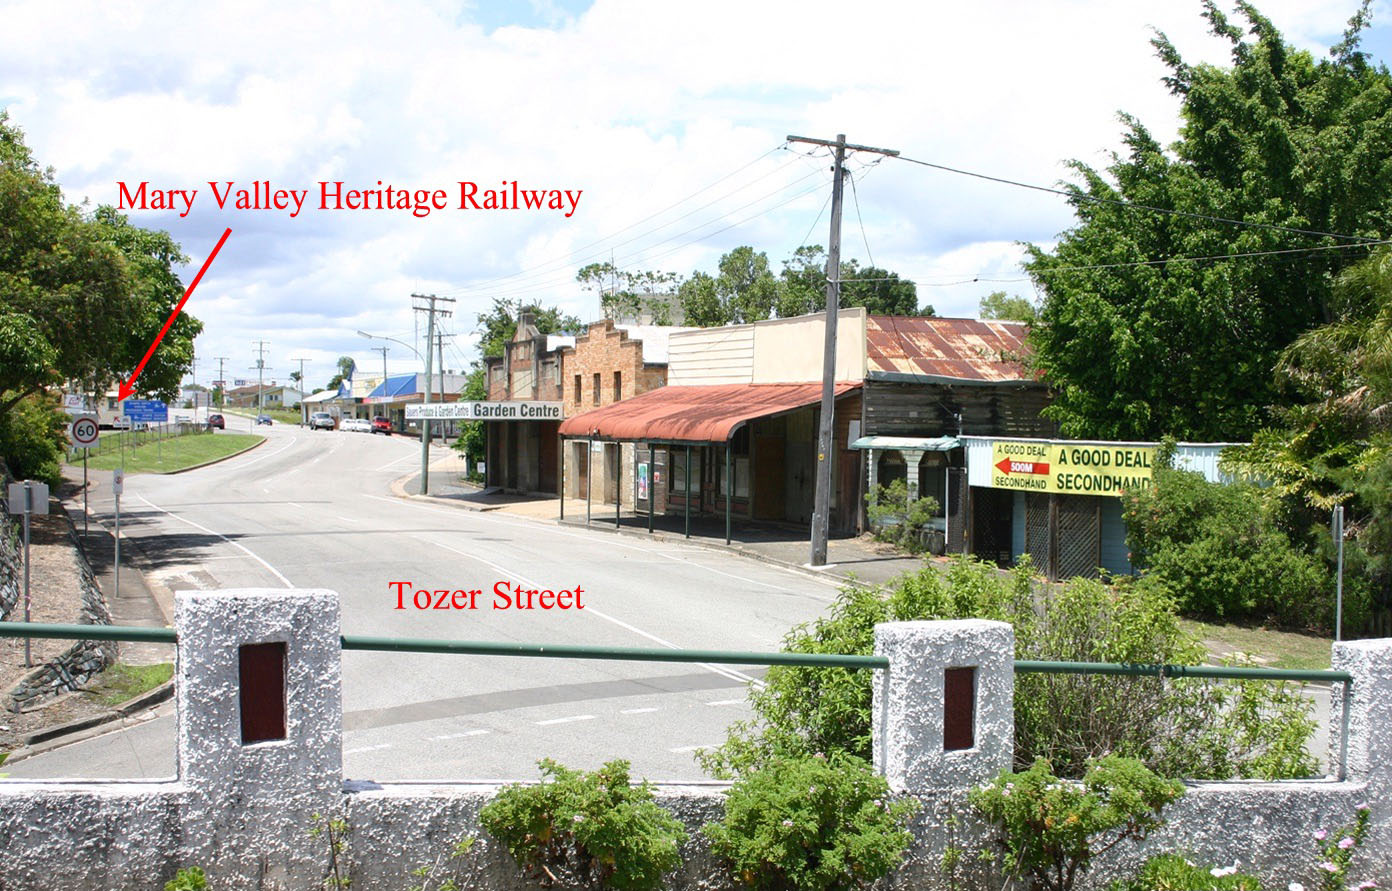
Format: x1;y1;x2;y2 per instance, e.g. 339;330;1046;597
310;412;335;430
206;413;225;430
256;414;273;425
372;416;392;435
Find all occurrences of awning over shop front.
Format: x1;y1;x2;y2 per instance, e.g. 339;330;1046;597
850;435;959;451
559;381;862;444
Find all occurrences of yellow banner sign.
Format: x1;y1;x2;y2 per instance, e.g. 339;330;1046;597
989;442;1156;497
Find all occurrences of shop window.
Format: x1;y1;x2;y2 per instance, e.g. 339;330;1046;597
592;372;601;405
919;452;948;506
613;371;622;402
574;374;582;403
877;451;907;488
671;451;701;496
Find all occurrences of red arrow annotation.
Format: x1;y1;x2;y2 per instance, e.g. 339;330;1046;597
119;227;232;401
995;457;1051;476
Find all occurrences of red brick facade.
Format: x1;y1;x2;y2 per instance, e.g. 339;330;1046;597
561;320;666;415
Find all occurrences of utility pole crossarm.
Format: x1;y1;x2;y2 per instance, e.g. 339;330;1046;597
786;135;900;158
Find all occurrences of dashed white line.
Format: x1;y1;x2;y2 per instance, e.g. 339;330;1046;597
135;495;293;587
345;743;394;755
620;707;659;715
705;699;744;707
427;730;490;740
668;744;719;753
535;715;596;726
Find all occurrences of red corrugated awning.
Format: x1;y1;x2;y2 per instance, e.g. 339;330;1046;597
558;382;861;443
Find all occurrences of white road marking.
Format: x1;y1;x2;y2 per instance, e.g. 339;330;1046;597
345;743;394;754
705;699;743;707
427;730;490;740
335;516;361;524
286;502;303;509
620;707;659;715
220;435;299;470
134;495;294;587
374;452;420;472
668;744;719;753
536;715;595;726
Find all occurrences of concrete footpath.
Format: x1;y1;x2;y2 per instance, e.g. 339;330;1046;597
399;462;932;589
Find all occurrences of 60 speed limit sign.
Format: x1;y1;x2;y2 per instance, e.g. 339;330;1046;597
69;415;99;448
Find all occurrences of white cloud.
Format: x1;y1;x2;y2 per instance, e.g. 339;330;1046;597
0;0;1382;388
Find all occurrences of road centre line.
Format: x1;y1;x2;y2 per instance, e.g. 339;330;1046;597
427;730;490;740
705;699;743;706
536;714;595;726
135;495;294;587
620;707;659;714
360;493;840;596
419;535;763;688
216;434;299;471
345;743;394;754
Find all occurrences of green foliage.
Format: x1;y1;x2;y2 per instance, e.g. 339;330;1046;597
408;835;482;891
1310;803;1373;891
972;756;1183;891
449;367;487;481
163;867;207;891
1025;5;1392;442
978;291;1038;325
578;263;681;324
1122;468;1338;629
699;558;1317;782
1107;854;1259;891
479;758;687;891
0;392;66;487
309;812;351;888
865;479;940;553
776;244;929;318
702;752;916;891
476;298;583;359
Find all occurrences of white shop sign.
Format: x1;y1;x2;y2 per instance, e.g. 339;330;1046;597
406;401;563;421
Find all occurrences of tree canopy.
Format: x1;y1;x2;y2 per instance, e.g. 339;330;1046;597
1025;1;1392;441
475;298;584;358
978;291;1038;325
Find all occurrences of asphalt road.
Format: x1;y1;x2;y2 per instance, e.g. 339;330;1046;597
9;421;845;782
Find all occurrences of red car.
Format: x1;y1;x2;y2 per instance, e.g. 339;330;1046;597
372;416;392;435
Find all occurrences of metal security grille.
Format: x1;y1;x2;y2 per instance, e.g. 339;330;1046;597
1056;495;1102;580
1024;493;1052;576
970;488;1013;565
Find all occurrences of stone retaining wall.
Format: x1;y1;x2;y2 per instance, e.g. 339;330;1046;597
0;590;1388;890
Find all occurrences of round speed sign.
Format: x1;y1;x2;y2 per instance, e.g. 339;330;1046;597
69;415;100;448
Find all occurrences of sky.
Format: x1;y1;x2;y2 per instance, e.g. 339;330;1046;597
2;0;1389;392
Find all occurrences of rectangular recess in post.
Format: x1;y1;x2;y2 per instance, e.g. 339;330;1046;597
239;642;287;744
943;666;976;751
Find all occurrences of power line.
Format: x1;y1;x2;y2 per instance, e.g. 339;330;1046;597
848;164;876;270
892;152;1380;244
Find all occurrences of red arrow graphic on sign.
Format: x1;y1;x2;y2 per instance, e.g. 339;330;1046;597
119;227;232;401
995;457;1051;476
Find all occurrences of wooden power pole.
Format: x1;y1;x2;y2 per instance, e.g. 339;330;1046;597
788;134;899;567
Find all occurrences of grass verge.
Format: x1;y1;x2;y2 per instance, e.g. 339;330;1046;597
79;432;263;474
82;662;173;707
1180;618;1333;671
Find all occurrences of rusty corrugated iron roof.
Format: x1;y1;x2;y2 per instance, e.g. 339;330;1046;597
558;382;861;443
866;316;1034;383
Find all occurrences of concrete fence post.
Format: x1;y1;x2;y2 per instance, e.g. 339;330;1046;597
175;588;343;886
872;619;1014;794
1331;638;1392;853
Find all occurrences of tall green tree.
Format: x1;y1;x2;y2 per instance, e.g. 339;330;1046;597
776;245;929;317
475;298;583;359
1026;2;1392;441
576;262;681;324
978;290;1038;325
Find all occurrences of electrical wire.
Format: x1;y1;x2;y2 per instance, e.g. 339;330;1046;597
848;163;876;270
892;152;1381;244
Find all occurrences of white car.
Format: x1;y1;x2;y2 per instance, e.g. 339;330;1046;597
342;417;371;433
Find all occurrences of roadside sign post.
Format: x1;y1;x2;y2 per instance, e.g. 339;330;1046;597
113;469;124;604
1334;505;1346;642
124;401;168;467
68;415;99;539
7;480;49;667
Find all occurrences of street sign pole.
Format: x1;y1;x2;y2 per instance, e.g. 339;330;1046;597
83;451;88;538
21;500;30;667
113;469;124;604
1335;505;1346;642
8;481;49;667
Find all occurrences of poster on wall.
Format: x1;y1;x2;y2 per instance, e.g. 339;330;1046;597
637;462;650;501
988;441;1155;497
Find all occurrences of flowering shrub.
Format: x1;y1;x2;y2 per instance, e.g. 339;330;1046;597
1308;803;1375;891
702;752;917;891
479;759;687;891
970;756;1183;891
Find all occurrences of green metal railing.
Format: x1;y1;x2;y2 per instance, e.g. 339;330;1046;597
0;622;1351;683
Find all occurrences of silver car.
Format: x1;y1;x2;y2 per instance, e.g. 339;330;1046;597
310;412;335;430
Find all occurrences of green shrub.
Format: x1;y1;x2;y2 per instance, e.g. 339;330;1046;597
865;479;940;553
971;756;1183;891
699;558;1317;781
1107;854;1259;891
1122;468;1339;629
163;867;207;891
0;393;66;488
702;752;916;891
479;759;686;891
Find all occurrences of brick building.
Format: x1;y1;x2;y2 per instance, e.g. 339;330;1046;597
559;320;694;504
480;314;572;493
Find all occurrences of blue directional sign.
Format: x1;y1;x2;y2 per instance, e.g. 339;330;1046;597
124;399;168;423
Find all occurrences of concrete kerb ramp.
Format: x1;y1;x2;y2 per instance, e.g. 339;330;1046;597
0;591;1389;889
